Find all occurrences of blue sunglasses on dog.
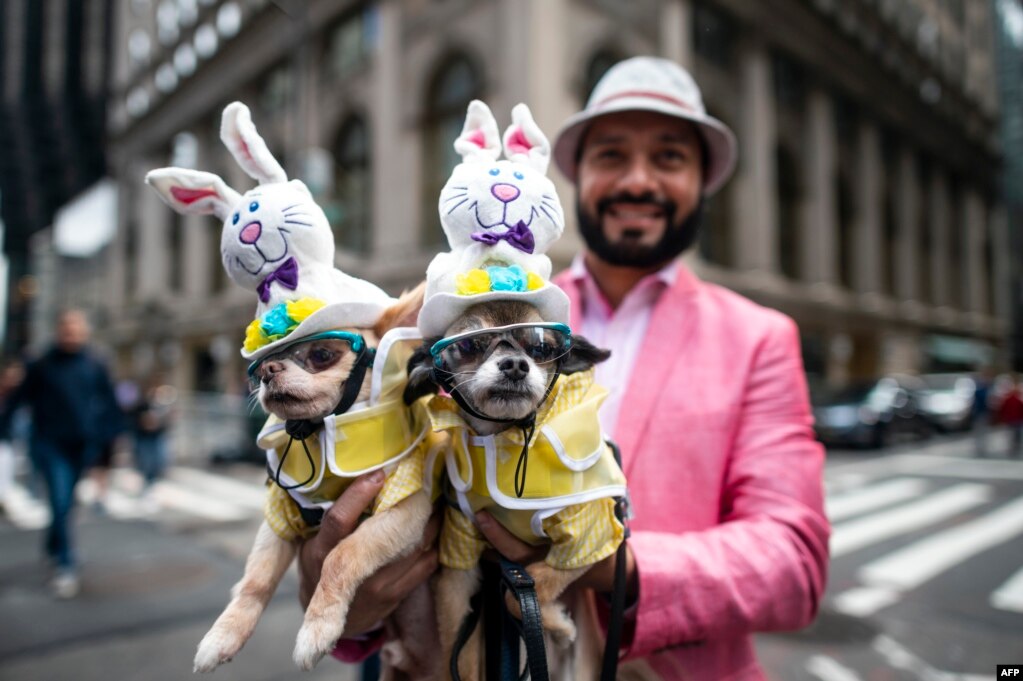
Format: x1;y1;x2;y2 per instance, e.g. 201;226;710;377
430;322;572;373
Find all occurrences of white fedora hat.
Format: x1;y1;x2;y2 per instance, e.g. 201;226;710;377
553;56;737;195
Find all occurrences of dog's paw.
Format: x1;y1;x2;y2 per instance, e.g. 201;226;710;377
194;630;241;672
293;613;344;671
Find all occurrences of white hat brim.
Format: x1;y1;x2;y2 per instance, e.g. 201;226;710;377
552;96;737;195
417;286;570;339
243;300;391;361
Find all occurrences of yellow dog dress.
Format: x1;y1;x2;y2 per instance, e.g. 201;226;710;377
257;328;436;542
425;368;626;570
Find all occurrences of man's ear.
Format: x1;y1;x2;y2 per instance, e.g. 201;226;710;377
560;335;611;375
403;342;440;405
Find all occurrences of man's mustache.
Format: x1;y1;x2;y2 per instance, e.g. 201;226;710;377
596;193;677;220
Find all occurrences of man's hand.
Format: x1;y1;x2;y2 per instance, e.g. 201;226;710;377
297;471;441;637
474;511;637;599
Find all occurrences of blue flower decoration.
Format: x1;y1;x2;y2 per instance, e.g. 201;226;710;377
487;265;527;292
260;303;294;337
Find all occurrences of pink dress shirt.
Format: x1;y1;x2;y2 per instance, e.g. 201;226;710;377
570;255;678;438
555;261;830;681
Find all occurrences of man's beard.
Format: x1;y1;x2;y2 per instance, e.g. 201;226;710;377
577;192;705;268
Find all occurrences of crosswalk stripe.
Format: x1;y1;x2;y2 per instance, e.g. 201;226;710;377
831;483;992;557
826;478;928;522
860;496;1023;591
805;655;862;681
991;565;1023;613
166;467;266;509
830;585;900;617
148;480;257;521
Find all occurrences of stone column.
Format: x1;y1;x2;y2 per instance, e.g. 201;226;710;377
138;158;171;301
895;146;920;300
734;39;777;274
962;188;987;313
990;203;1011;321
929;170;950;307
802;88;837;285
370;0;405;259
853;122;882;294
660;0;694;71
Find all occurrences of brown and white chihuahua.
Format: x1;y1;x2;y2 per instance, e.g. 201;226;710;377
194;285;439;676
404;300;614;680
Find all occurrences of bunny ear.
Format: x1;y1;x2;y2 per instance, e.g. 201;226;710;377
502;103;551;174
453;100;501;163
220;102;288;185
145;168;241;221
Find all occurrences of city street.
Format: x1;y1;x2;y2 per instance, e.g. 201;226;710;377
758;430;1023;680
1;432;1022;681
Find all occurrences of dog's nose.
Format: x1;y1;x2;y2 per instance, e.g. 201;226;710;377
498;357;529;381
259;360;285;383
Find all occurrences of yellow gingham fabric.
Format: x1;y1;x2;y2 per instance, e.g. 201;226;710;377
263;448;427;543
440;497;623;570
427;368;626;570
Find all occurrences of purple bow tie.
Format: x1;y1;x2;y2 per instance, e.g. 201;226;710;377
257;257;299;303
470;221;535;254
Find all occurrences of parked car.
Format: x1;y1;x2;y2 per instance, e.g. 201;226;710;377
812;375;932;449
916;373;976;433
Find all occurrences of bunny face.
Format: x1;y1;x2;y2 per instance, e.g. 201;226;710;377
437;101;564;260
439;158;564;255
221;180;334;289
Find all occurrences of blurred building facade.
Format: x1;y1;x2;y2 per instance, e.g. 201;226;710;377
0;0;115;351
52;0;1011;394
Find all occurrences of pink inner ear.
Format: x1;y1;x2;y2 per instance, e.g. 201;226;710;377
465;130;487;148
238;136;253;162
171;186;219;205
506;128;532;155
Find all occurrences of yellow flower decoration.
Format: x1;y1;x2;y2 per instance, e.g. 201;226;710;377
526;272;544;291
285;297;326;323
455;269;492;296
243;318;269;353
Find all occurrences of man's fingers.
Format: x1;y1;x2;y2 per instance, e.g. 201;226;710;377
316;470;386;544
475;511;546;564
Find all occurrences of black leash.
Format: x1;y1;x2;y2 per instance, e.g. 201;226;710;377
601;439;631;681
451;559;547;681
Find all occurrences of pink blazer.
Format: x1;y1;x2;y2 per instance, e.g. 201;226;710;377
555;264;830;680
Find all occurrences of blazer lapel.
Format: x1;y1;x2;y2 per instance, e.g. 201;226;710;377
614;271;699;477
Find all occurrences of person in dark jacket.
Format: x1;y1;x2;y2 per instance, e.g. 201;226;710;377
0;309;123;598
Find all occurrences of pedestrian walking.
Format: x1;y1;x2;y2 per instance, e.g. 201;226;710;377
133;377;175;498
997;376;1023;459
973;368;994;458
0;309;123;598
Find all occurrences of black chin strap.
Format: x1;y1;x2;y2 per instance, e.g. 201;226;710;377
431;362;560;498
271;348;376;491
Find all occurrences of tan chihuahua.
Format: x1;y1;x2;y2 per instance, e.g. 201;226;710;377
194;285;440;676
404;300;625;680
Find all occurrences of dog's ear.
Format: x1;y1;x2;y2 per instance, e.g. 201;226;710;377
560;335;611;375
403;341;440;405
374;281;426;336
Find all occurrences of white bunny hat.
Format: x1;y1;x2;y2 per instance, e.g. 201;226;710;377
417;100;569;338
145;102;394;361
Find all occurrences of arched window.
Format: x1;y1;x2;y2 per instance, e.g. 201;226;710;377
581;49;623;103
421;54;483;247
330;115;371;253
